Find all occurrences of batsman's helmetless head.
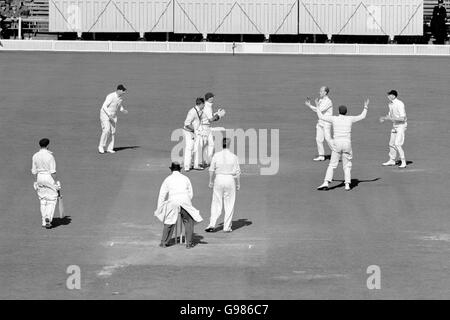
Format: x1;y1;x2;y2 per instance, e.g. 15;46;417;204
338;105;348;115
196;97;205;109
387;89;398;101
205;92;215;103
39;138;50;148
116;84;127;96
319;86;329;98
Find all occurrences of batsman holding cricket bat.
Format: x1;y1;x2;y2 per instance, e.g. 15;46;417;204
31;138;63;229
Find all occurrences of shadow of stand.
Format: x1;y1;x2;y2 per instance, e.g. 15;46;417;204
113;146;140;152
326;178;381;191
50;216;72;229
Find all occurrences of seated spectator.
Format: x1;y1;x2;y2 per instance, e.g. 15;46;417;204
0;4;8;16
8;4;20;19
19;2;29;17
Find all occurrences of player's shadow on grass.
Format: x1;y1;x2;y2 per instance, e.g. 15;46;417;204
327;178;381;190
50;216;72;229
396;160;414;166
113;146;140;152
208;219;252;233
193;234;207;245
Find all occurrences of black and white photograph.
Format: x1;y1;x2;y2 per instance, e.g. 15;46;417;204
1;0;449;310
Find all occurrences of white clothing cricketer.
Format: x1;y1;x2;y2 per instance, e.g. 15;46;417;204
380;90;407;168
198;92;225;166
31;139;61;228
183;98;205;171
98;85;128;154
205;138;241;233
305;86;334;161
316;100;369;191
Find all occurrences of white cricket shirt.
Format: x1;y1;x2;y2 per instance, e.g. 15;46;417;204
184;106;204;133
321;109;367;141
317;96;333;127
31;149;56;175
388;98;407;127
101;92;124;119
202;101;214;126
209;149;241;176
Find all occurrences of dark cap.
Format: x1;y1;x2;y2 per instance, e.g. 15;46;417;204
196;97;205;105
438;0;444;4
387;90;398;97
117;84;127;91
205;92;215;100
169;162;181;171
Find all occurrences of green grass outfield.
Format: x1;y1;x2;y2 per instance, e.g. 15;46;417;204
1;51;449;299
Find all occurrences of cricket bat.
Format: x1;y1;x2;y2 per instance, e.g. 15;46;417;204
58;190;64;218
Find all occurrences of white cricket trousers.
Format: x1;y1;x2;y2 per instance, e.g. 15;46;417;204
209;175;236;231
324;139;353;184
35;173;58;226
99;113;117;151
183;130;195;170
388;124;407;161
204;127;215;162
316;122;334;156
193;133;207;168
40;199;57;226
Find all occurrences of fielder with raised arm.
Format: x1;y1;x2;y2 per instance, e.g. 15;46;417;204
379;90;407;168
98;84;128;154
305;86;334;161
315;100;369;191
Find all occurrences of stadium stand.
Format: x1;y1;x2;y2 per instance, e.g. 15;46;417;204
0;0;48;38
424;0;450;42
0;1;447;43
25;0;49;35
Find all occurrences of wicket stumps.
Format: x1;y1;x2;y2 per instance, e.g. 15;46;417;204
174;212;185;244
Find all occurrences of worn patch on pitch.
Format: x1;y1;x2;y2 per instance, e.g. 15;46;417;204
417;233;450;242
97;262;129;278
272;272;349;282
